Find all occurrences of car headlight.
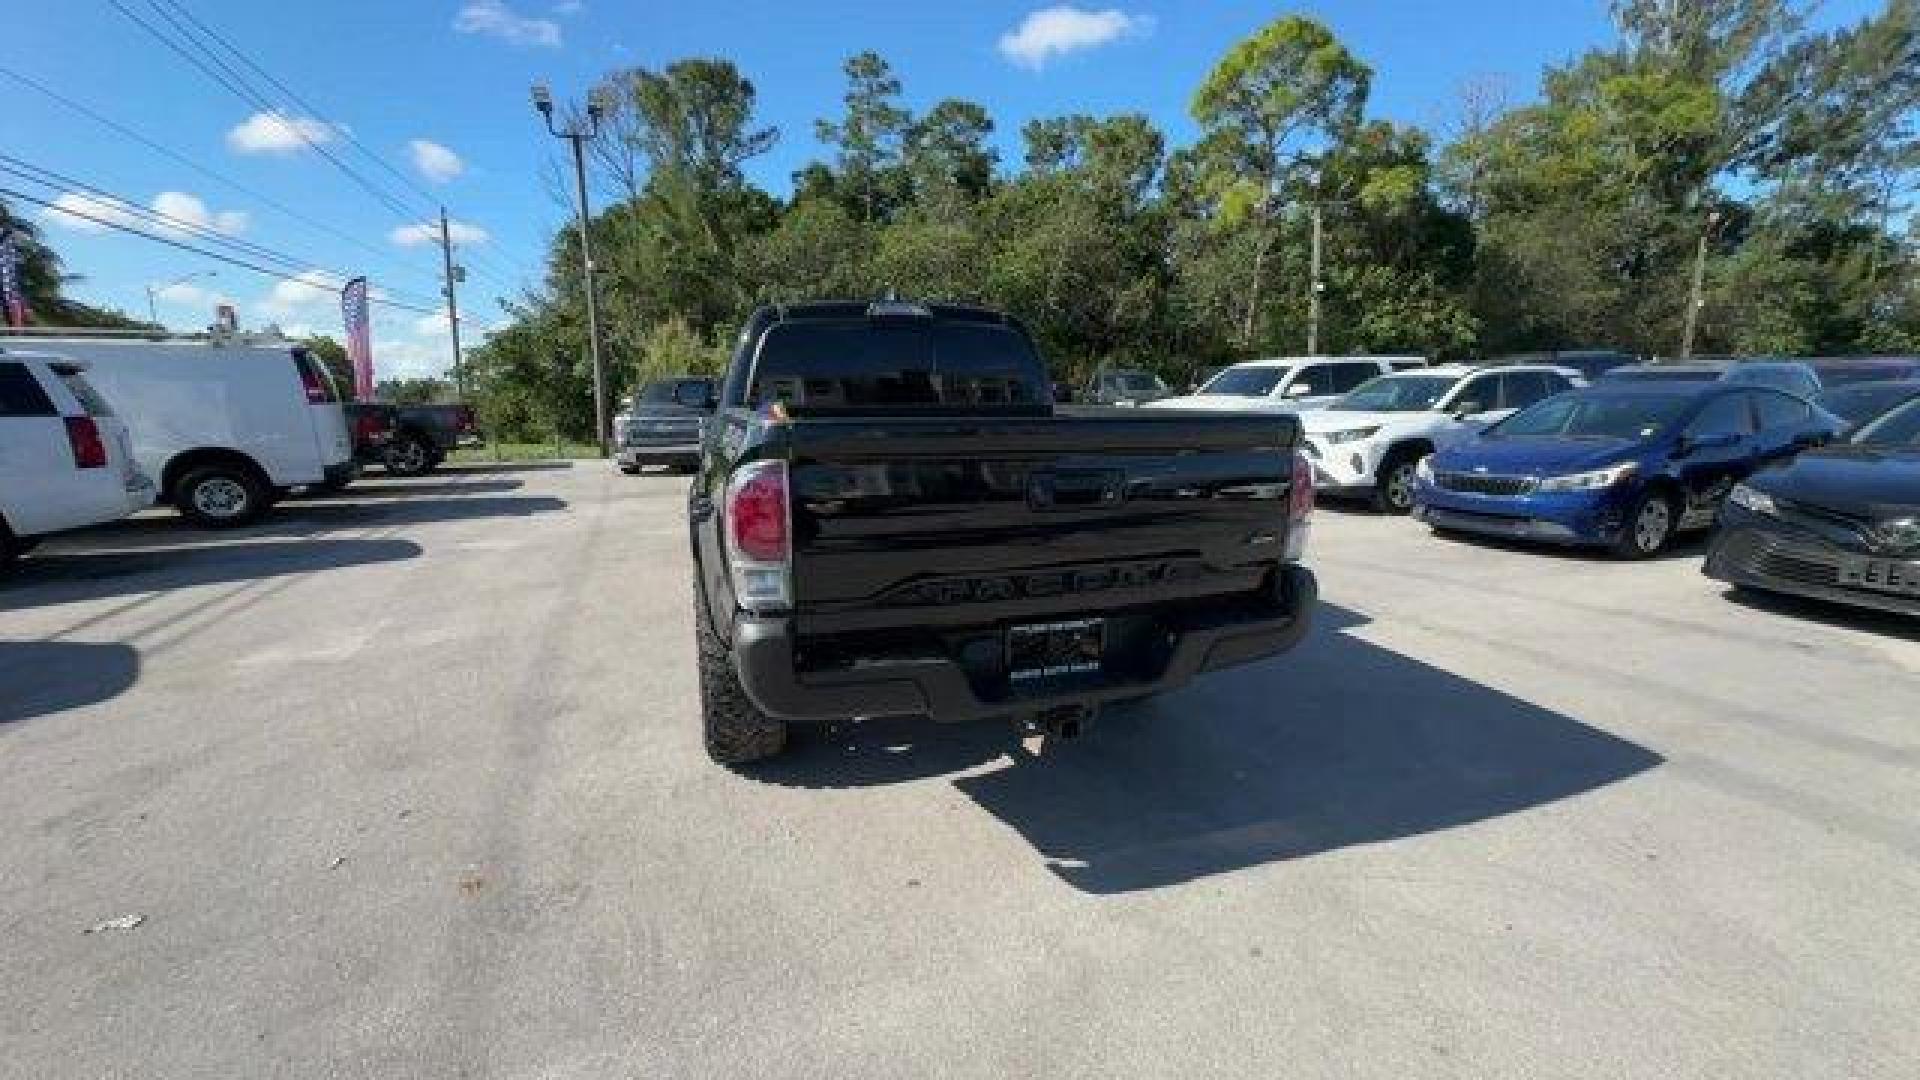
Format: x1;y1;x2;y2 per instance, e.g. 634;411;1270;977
1415;455;1435;482
1728;483;1777;515
1321;426;1381;445
1537;462;1638;492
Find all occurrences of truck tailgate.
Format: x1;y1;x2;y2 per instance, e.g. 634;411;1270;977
785;414;1301;635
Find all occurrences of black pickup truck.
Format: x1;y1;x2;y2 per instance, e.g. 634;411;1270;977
688;301;1318;765
344;402;478;476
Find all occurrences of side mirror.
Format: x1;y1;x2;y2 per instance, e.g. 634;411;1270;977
1678;431;1739;456
1453;399;1485;418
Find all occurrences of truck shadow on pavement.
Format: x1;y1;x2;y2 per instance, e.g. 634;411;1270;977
0;641;139;724
758;603;1662;894
0;537;422;609
290;478;525;500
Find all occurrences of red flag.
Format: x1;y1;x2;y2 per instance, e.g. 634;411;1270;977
340;276;374;401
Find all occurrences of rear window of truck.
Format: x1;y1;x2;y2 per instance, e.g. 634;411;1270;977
747;320;1046;414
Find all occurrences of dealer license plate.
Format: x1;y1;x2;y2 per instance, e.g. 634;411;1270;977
1008;619;1106;682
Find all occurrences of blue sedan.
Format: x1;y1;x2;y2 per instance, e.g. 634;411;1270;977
1412;383;1843;558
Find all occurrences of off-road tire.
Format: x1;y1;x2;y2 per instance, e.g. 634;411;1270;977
694;578;787;765
385;435;435;477
175;464;267;528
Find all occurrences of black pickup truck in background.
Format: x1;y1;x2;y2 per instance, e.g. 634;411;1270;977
688;300;1318;765
345;402;478;476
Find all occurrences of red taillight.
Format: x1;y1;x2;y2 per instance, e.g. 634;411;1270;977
724;460;792;612
455;406;476;433
1288;450;1314;521
65;416;108;469
354;413;389;440
728;464;790;562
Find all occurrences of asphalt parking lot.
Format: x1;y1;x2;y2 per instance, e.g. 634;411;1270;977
3;463;1916;1079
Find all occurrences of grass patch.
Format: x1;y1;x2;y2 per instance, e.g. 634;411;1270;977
448;441;604;463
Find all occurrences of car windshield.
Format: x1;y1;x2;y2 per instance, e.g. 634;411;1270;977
1098;369;1167;397
1819;383;1918;429
1489;392;1690;441
1852;397;1920;447
1329;375;1455;412
1199;366;1288;397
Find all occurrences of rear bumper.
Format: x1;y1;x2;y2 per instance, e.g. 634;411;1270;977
618;443;700;465
731;564;1317;723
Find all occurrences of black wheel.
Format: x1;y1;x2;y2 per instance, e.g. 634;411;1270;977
385;435;434;477
1371;451;1422;514
694;577;787;766
175;464;267;527
1612;489;1674;559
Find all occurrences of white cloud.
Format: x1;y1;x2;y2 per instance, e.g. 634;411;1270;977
257;269;345;321
408;139;465;183
152;190;248;236
390;218;489;248
453;0;561;47
42;189;246;238
372;337;453;379
413;309;453;337
226;111;339;154
154;281;233;308
998;6;1146;69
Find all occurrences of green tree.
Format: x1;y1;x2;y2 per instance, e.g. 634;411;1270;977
1190;15;1371;347
815;52;913;222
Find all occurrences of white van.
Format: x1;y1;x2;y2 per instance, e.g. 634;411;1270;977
0;350;152;566
0;332;356;527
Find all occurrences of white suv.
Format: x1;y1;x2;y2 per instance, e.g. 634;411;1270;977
1144;356;1417;414
1301;364;1581;512
0;352;152;568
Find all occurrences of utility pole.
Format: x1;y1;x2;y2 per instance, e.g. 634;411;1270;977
437;206;465;401
1306;204;1324;355
1680;210;1721;360
532;83;611;457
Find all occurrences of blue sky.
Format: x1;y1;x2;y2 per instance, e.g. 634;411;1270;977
4;1;1880;377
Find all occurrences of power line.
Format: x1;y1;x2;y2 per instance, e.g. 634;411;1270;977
142;0;540;294
0;154;441;309
0;65;436;284
151;0;446;214
106;0;434;230
0;185;440;316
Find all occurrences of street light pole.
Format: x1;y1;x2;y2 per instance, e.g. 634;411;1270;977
146;269;216;328
1680;210;1721;360
532;83;611;457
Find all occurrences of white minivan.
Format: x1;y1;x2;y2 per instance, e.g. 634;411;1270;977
0;332;356;527
0;350;152;566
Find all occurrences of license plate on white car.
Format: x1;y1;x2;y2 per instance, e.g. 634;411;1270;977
1008;619;1106;681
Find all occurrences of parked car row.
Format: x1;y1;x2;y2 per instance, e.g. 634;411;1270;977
1;330;480;572
1127;344;1917;622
